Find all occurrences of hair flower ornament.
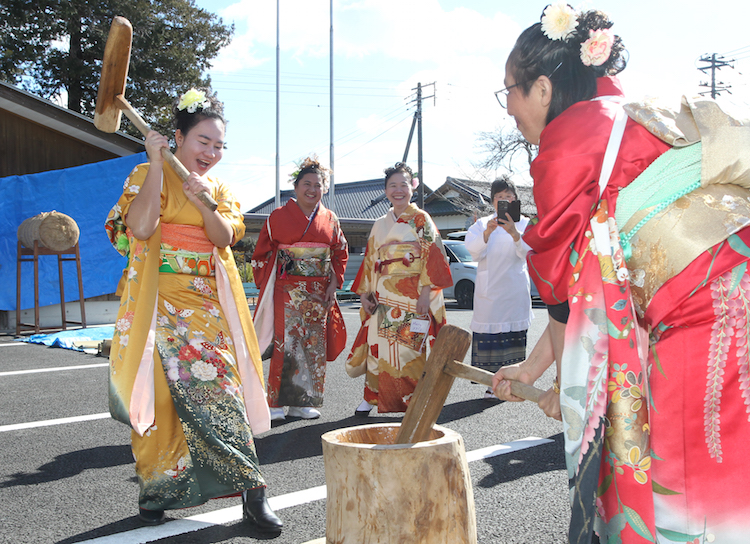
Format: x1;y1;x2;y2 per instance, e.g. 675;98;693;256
541;2;578;41
410;176;420;189
580;28;614;66
177;88;210;113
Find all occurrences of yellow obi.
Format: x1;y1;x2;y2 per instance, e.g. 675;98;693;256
374;241;422;276
277;242;331;277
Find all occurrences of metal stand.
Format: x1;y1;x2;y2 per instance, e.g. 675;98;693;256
16;240;86;335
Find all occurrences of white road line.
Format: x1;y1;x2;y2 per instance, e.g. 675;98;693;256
0;343;28;347
80;436;553;544
0;413;111;433
0;362;108;377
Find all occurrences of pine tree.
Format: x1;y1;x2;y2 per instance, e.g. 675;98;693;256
0;0;233;136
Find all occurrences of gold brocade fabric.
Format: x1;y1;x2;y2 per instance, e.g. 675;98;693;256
624;95;750;188
624;185;750;316
622;96;750;315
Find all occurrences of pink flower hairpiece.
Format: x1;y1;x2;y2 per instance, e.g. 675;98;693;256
580;28;614;67
410;177;420;189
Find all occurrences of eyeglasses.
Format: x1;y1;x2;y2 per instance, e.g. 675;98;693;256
494;83;521;109
494;61;564;109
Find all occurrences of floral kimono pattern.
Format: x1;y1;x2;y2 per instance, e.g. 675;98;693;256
252;200;348;408
562;200;750;544
105;163;269;511
526;77;750;543
346;204;452;413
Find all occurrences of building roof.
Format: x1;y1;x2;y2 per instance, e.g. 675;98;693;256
428;176;537;218
247;175;537;224
0;80;143;157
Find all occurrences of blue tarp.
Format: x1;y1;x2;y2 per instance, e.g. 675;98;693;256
0;153;146;310
19;325;115;350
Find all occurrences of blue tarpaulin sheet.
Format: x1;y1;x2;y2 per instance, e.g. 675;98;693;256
0;153;146;311
19;325;115;351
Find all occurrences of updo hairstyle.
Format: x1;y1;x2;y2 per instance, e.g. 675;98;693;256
508;7;627;124
383;162;415;190
173;89;226;135
294;156;330;193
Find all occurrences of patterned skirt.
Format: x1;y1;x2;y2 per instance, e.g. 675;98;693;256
470;331;527;373
131;272;264;511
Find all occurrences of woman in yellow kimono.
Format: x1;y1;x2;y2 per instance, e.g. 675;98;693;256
346;162;453;415
104;89;282;532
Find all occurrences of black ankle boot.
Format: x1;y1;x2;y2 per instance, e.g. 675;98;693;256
243;487;283;533
138;507;165;526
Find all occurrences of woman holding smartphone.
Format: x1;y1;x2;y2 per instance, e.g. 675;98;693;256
464;177;533;399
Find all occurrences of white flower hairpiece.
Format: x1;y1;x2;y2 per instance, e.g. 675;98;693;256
177;88;210;113
580;28;614;66
541;2;578;41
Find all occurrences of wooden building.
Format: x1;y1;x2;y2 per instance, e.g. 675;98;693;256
0;80;143;177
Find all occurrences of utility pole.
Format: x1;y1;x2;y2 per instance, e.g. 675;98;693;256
328;0;335;214
403;82;435;209
274;0;280;209
698;53;733;99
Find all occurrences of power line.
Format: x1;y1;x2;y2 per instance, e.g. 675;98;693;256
722;44;750;56
336;111;414;161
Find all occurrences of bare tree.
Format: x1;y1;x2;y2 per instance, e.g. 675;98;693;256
473;126;538;173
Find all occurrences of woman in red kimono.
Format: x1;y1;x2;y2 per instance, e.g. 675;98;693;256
252;157;348;421
492;4;750;543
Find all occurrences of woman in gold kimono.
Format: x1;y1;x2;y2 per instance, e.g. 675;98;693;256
104;89;282;532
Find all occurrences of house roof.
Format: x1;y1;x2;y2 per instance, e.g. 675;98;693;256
247;175;537;222
0;80;143;156
428;176;537;217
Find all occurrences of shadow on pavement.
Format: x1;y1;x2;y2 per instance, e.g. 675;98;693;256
55;518;285;544
1;444;132;488
256;414;402;464
436;397;507;426
475;432;565;488
256;396;512;466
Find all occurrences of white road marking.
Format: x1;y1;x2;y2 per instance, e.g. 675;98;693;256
0;413;111;433
0;362;108;377
465;437;553;462
0;342;28;347
80;436;553;544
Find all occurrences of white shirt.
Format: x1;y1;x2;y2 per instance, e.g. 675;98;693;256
464;214;533;334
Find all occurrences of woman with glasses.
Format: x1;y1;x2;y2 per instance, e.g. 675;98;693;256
492;4;750;543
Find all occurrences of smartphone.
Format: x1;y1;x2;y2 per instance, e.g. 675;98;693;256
496;200;521;222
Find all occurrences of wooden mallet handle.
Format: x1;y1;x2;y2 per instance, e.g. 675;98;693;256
442;359;544;403
114;95;218;212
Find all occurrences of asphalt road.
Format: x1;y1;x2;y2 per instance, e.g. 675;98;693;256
0;300;569;544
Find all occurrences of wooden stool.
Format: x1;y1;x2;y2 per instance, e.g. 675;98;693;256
16;240;86;336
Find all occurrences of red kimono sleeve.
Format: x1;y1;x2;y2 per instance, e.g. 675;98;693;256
329;215;348;288
524;100;670;306
252;217;276;296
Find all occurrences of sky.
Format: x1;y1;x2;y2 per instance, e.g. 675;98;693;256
190;0;750;212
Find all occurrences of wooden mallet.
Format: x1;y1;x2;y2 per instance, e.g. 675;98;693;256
94;16;218;212
395;324;544;444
